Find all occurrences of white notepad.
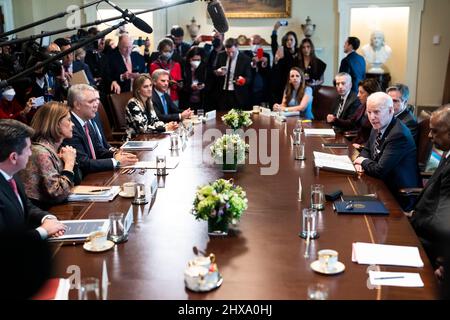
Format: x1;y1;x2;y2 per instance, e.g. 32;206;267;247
304;128;336;136
369;271;424;287
352;242;424;267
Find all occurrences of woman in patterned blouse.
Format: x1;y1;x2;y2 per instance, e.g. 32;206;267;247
19;102;78;209
125;74;178;139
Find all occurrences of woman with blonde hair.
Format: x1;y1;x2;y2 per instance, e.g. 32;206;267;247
125;74;178;139
19;102;78;209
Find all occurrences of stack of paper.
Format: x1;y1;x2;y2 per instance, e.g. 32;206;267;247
68;186;120;202
304;128;336;136
352;242;424;267
368;271;424;287
121;141;158;151
122;158;179;169
313;151;356;174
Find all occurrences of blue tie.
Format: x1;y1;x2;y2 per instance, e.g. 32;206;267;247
161;94;168;115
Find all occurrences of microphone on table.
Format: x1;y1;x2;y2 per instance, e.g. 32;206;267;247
207;0;229;34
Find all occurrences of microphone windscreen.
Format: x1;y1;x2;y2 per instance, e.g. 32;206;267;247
207;0;229;34
133;16;153;34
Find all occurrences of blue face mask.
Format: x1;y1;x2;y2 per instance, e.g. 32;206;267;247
161;51;173;60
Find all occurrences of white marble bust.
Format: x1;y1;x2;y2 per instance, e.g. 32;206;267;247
361;31;392;74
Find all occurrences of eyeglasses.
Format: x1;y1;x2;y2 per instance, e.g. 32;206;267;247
392;99;401;103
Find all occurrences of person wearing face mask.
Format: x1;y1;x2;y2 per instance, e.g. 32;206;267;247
180;46;207;110
150;38;183;107
244;34;271;106
0;87;33;124
270;22;300;105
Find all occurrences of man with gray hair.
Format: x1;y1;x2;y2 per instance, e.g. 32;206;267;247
64;84;138;175
353;92;420;211
326;72;361;127
386;83;418;141
151;69;193;123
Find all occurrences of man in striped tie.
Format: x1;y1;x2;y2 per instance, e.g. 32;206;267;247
353;92;420;211
64;84;138;175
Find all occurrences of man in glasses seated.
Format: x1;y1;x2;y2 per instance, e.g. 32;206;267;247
387;84;418;142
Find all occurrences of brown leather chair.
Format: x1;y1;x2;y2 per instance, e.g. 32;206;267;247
312;85;339;120
97;101;125;147
107;92;133;131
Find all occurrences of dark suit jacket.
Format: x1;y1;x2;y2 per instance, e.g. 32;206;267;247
215;51;253;108
92;112;112;150
0;174;47;240
152;89;182;123
360;117;421;210
396;108;418;142
72;60;95;86
410;154;450;260
105;48;146;93
339;51;366;93
63;113;114;175
332;90;361;122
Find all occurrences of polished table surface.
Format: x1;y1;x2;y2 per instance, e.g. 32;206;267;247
49;114;439;299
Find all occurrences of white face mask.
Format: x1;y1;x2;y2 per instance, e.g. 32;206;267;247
190;61;201;69
2;88;16;102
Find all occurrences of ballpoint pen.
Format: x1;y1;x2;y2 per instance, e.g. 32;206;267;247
89;189;110;192
373;276;405;280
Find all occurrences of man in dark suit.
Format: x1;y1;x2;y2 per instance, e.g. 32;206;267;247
63;84;138;175
0;119;66;239
214;38;252;111
410;105;450;265
387;83;418;142
106;34;146;94
243;34;271;106
353;92;421;211
170;25;191;59
326;72;361;129
151;69;193;123
339;36;366;93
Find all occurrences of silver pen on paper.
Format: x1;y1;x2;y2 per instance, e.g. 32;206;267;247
373;276;405;280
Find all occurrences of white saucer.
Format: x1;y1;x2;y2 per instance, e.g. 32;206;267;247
119;191;134;198
185;273;223;292
83;240;115;253
310;260;345;275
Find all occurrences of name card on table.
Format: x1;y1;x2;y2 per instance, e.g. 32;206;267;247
202;110;216;122
150;175;158;195
260;107;271;116
124;205;134;235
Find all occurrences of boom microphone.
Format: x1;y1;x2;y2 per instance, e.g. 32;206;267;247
207;0;229;34
105;0;153;34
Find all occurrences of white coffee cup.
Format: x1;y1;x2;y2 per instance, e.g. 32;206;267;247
252;105;261;114
88;231;107;249
122;182;136;196
184;265;209;291
318;249;338;272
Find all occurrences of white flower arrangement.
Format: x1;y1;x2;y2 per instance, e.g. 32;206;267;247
221;109;253;130
210;134;249;164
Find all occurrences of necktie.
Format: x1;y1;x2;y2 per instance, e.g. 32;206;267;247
161;94;169;115
224;57;232;91
8;178;19;197
336;97;345;118
373;131;383;159
125;56;132;73
84;123;97;160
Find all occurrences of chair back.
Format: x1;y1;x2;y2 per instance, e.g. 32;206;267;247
107;92;133;131
417;115;432;170
312;85;339;120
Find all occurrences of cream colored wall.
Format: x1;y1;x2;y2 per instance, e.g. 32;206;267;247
12;0;85;39
350;7;409;86
417;0;450;107
9;0;449;105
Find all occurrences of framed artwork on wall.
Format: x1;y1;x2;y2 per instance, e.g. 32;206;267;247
221;0;291;18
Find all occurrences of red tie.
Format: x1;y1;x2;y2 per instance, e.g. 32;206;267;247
84;123;97;160
8;178;19;197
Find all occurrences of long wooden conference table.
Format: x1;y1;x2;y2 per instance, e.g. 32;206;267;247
49;114;439;300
